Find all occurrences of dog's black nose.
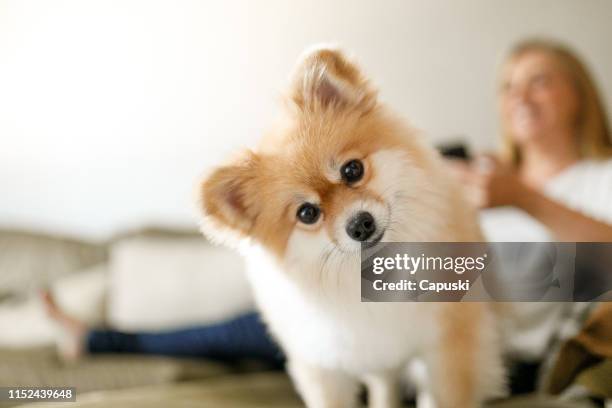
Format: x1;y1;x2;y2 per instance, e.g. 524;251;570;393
346;212;376;242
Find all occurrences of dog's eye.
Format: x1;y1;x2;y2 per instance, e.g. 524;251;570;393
296;203;321;225
341;159;364;184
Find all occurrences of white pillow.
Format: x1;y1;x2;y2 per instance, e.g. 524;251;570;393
0;295;57;347
107;237;253;331
0;264;107;348
53;263;108;326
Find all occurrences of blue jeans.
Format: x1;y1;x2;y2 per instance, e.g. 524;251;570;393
87;311;285;367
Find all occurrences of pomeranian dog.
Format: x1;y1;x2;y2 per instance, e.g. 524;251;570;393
199;46;506;408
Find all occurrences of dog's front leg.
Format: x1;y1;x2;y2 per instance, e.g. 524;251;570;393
424;304;506;408
407;359;437;408
288;359;359;408
362;369;401;408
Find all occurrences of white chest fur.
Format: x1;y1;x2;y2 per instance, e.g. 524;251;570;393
243;244;436;375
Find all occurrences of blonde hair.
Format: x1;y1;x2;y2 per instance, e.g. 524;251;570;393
500;39;612;164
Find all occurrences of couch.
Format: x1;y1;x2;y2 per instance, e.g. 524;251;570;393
0;228;604;407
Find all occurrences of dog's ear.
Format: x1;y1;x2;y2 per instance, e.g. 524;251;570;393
199;151;262;244
290;46;377;113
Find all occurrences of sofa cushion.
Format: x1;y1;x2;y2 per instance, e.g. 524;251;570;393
0;230;107;299
107;234;253;331
0;263;108;348
51;263;108;327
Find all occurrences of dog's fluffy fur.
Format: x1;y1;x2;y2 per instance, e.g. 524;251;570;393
199;47;506;408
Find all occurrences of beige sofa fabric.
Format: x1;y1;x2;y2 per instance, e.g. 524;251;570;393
0;230;107;298
0;347;233;408
17;372;302;408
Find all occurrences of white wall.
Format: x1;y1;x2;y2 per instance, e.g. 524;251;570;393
1;0;611;239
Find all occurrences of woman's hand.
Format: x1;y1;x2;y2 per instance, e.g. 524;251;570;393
445;155;612;240
446;155;529;208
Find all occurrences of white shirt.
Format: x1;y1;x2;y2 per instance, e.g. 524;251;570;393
479;158;612;360
480;158;612;242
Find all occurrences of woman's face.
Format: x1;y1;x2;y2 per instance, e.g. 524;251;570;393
500;51;580;145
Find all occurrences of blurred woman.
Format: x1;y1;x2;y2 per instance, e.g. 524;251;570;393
458;39;612;242
451;39;612;385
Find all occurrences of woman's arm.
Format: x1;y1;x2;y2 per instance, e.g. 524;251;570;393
447;158;612;242
515;185;612;242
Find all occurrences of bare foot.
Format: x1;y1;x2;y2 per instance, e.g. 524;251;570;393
40;290;87;362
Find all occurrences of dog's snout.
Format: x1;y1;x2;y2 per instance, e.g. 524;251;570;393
346;212;376;242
